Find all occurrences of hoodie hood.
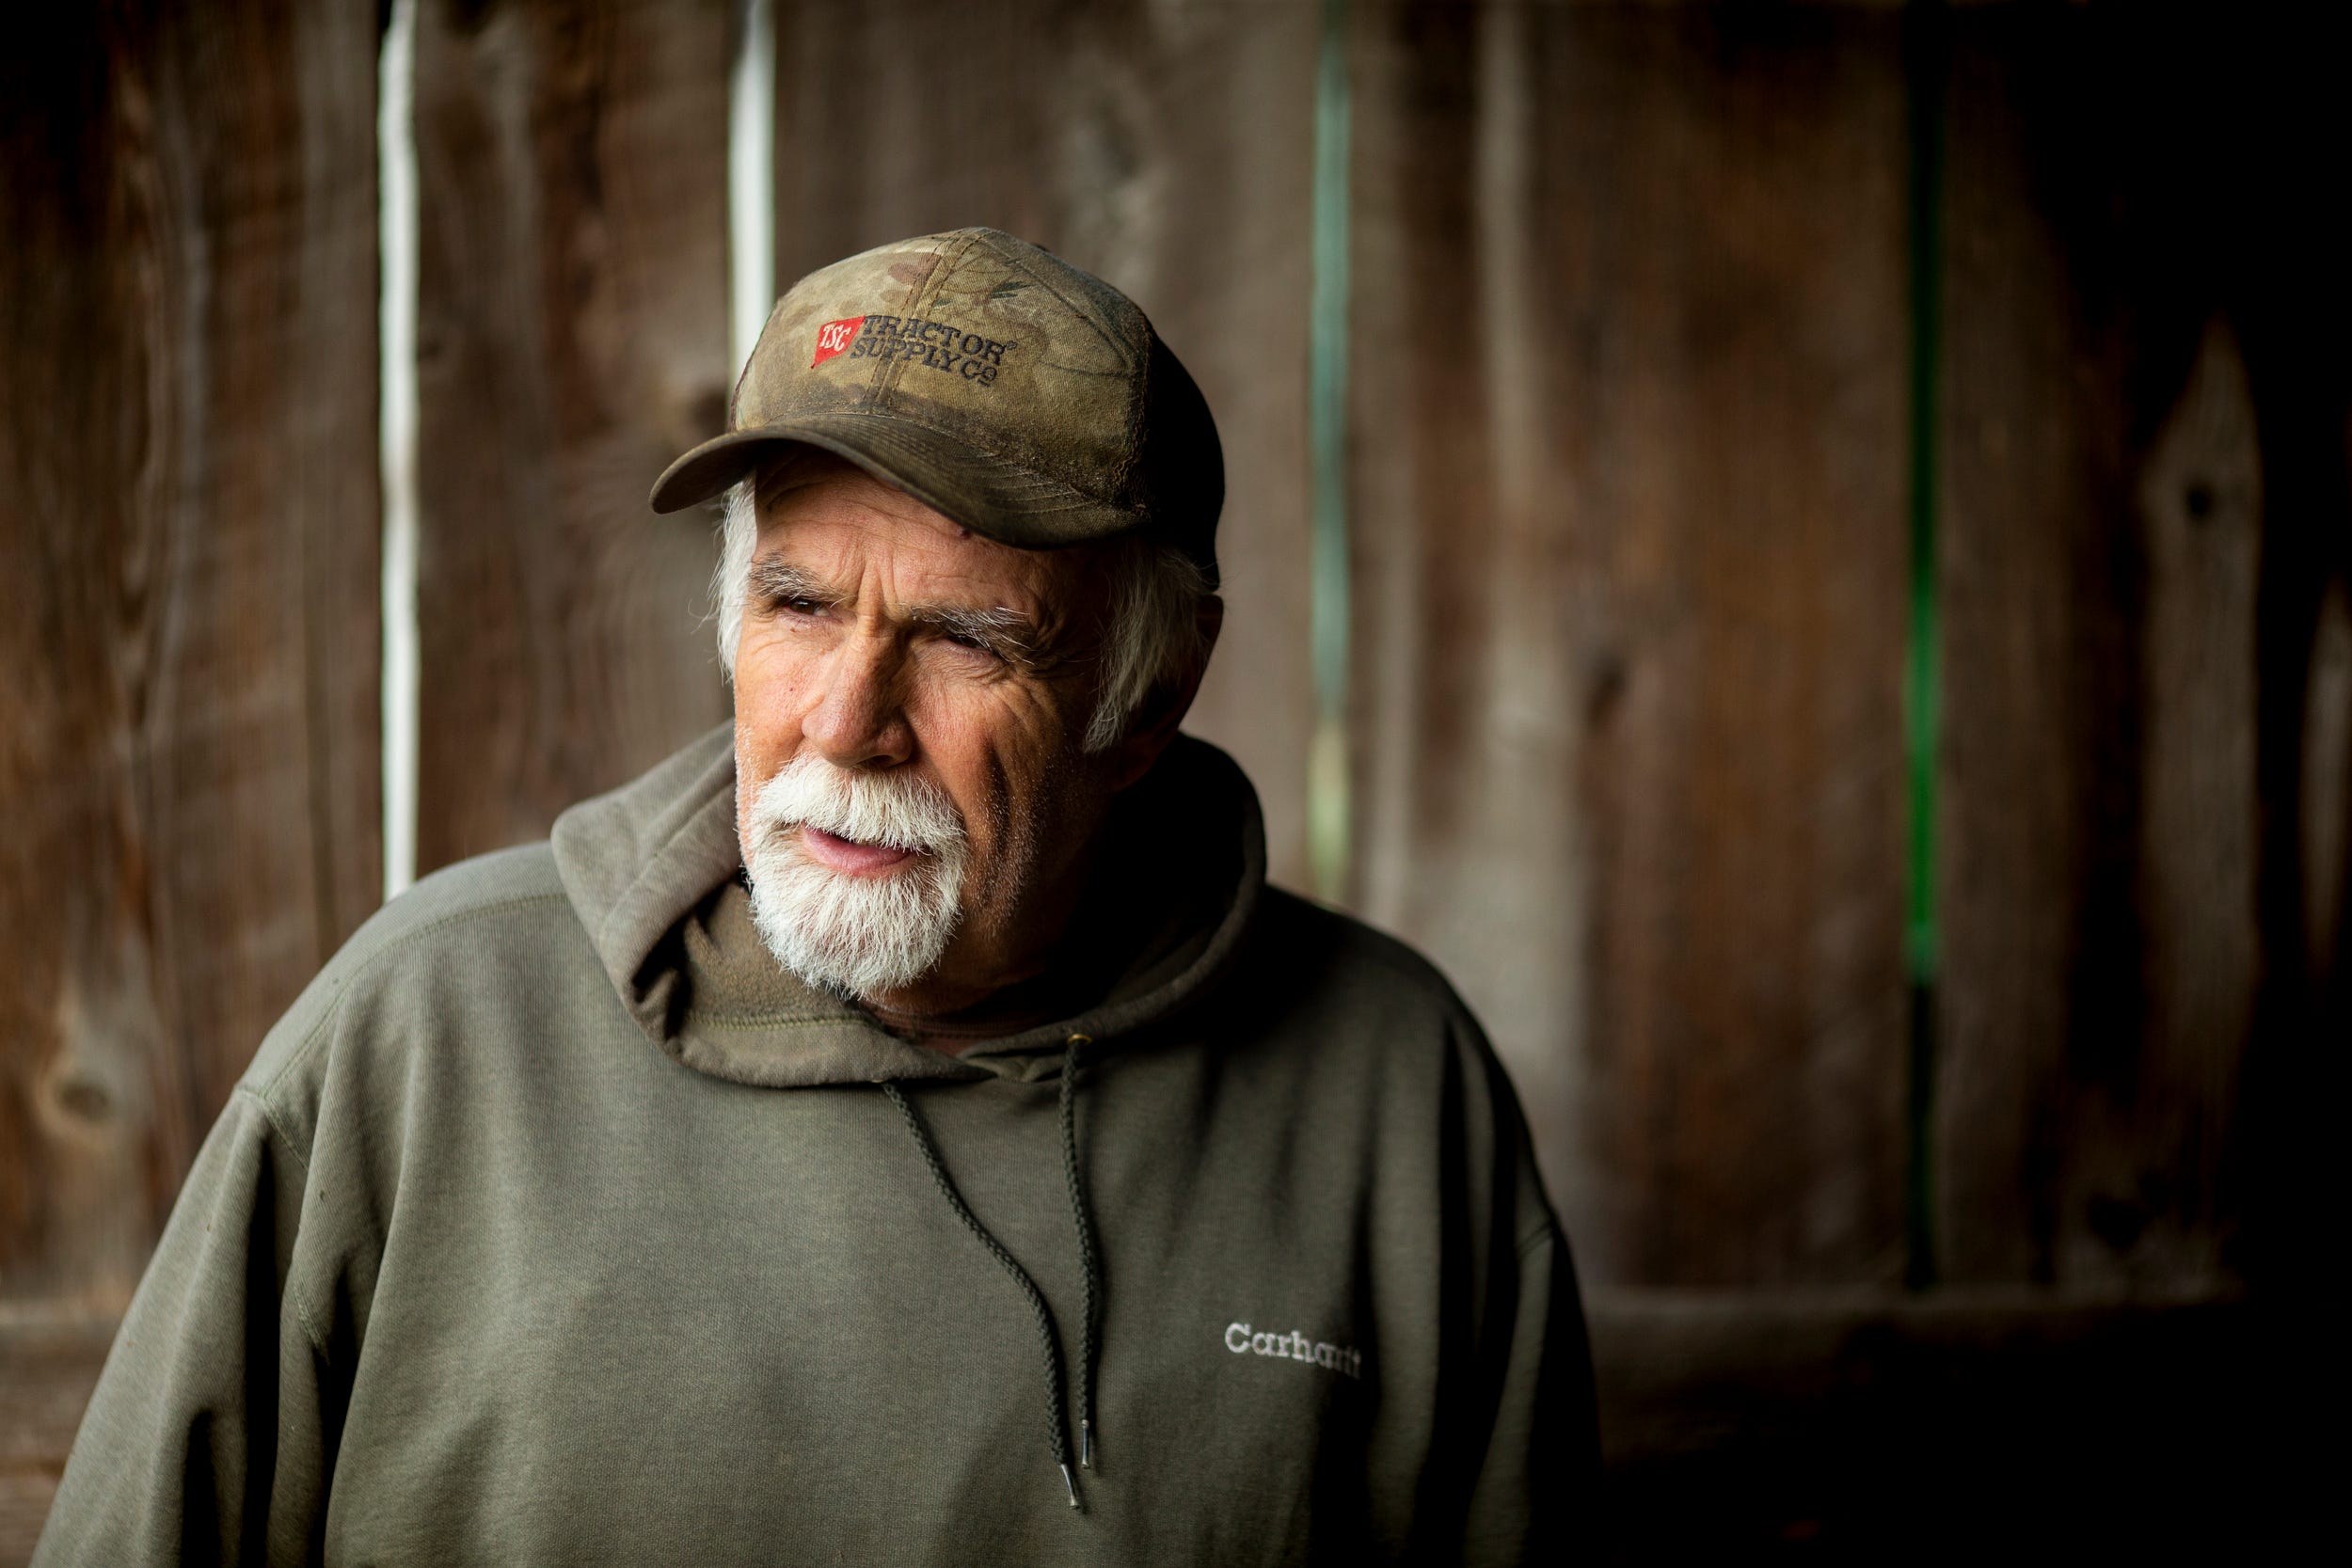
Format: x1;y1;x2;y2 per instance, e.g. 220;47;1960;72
550;723;1266;1088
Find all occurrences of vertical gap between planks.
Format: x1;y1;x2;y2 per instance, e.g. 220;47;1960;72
729;0;776;370
1307;0;1353;905
378;0;420;901
1902;0;1948;1291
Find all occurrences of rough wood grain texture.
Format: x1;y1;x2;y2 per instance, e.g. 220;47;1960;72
0;0;380;1314
413;0;735;872
0;1309;118;1563
771;0;1319;887
1932;7;2335;1287
1348;3;1912;1286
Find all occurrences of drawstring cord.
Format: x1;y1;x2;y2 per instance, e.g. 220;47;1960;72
881;1034;1103;1511
1059;1036;1101;1471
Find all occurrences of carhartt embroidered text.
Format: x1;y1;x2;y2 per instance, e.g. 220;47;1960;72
1224;1322;1363;1379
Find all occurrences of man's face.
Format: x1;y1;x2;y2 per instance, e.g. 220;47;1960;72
731;452;1121;1013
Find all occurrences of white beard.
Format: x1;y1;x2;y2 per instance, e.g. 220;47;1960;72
739;753;970;999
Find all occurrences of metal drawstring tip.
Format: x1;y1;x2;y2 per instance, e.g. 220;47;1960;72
1060;1462;1082;1510
1081;1418;1094;1469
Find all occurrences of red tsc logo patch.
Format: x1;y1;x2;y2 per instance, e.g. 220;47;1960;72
809;313;1016;384
811;316;866;367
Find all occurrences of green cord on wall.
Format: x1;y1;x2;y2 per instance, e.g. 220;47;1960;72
1903;0;1947;1290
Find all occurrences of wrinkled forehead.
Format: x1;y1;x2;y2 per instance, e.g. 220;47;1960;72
751;449;1111;619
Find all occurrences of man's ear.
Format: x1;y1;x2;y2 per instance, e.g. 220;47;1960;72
1107;594;1224;791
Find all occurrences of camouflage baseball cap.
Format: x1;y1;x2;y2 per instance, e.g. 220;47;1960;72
650;228;1223;586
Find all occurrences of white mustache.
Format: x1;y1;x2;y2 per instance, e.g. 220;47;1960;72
746;753;966;858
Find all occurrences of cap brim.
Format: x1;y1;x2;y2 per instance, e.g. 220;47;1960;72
647;411;1136;552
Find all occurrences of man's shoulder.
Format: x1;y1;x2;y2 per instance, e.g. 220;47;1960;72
1240;885;1485;1045
239;842;584;1100
328;841;575;979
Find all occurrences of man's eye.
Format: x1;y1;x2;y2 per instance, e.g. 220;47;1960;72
944;631;995;656
780;596;823;616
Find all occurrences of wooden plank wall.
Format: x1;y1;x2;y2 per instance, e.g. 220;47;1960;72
2;0;2344;1560
411;0;736;872
1349;1;1912;1289
1936;4;2347;1294
0;0;381;1546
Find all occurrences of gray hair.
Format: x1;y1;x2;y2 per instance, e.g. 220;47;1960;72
712;479;1211;752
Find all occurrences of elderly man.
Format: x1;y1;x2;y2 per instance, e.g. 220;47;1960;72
38;229;1594;1565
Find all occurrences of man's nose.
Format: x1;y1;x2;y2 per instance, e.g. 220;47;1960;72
800;633;914;768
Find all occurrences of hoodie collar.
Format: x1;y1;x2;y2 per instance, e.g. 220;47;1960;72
550;723;1266;1088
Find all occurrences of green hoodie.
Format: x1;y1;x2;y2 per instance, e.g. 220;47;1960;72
35;728;1595;1566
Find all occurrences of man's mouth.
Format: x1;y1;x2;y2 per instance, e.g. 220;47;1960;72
796;824;918;876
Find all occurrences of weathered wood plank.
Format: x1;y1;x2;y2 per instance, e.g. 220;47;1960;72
1934;7;2282;1287
0;1309;119;1563
1347;2;1913;1286
0;0;380;1311
412;0;735;872
771;0;1319;887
